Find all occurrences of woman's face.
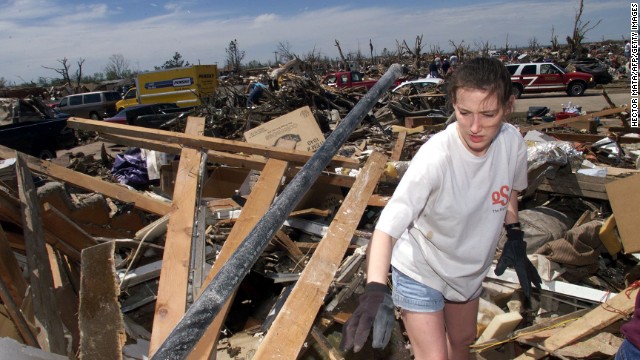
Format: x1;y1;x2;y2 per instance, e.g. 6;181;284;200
453;88;513;156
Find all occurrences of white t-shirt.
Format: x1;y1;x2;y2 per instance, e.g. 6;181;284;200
376;122;527;302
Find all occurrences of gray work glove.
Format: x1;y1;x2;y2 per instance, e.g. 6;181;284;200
340;282;394;353
495;228;542;299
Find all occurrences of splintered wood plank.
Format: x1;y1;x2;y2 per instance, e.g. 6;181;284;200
101;133;268;171
67;117;359;169
253;151;387;360
42;203;98;251
15;154;67;355
0;191;82;261
0;144;170;216
79;241;125;360
520;105;628;132
0;224;28;307
390;131;406;161
188;157;290;360
515;286;640;360
149;117;206;356
543;286;639;350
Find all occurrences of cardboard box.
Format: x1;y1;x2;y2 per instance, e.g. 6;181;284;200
605;174;640;253
243;106;325;152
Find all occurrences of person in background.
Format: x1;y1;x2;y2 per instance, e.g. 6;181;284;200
246;75;268;107
441;58;451;76
616;290;640;359
625;41;631;60
429;59;439;78
340;57;541;359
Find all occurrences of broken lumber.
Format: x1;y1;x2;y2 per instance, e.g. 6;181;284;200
15;154;67;355
515;285;639;359
188;147;292;359
151;64;403;359
0;144;171;216
520;105;628;132
0;224;28;307
67;117;360;169
149;117;206;355
253;151;387;359
79;241;125;360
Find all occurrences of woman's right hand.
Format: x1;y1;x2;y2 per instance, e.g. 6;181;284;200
339;282;395;352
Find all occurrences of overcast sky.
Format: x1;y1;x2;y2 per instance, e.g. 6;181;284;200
0;0;631;84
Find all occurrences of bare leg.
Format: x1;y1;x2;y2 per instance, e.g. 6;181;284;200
443;298;479;360
401;309;448;360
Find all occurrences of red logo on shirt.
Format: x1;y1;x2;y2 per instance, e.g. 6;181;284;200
491;185;510;206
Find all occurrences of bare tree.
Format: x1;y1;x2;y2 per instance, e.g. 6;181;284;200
75;58;85;87
504;33;510;53
104;54;132;80
567;0;602;56
225;40;245;73
528;37;540;52
43;58;72;85
550;26;560;51
0;77;7;88
369;39;374;64
449;40;471;62
334;39;349;70
400;35;424;69
474;40;491;57
276;41;295;63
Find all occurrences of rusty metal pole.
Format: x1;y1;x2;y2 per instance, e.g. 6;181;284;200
152;64;403;360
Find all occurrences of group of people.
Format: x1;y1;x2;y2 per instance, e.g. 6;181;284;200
428;55;457;78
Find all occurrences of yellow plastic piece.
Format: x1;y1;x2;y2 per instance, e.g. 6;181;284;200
599;215;622;255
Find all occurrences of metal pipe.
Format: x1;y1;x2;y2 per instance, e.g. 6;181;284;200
152;64;403;359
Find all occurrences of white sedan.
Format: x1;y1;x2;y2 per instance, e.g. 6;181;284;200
391;77;444;95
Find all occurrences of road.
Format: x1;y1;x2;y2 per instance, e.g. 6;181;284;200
513;87;631;113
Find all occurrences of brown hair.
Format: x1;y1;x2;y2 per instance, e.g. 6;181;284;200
447;57;513;109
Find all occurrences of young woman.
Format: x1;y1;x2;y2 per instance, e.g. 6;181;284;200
341;57;541;359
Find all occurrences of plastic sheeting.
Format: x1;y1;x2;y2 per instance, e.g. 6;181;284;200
111;148;150;188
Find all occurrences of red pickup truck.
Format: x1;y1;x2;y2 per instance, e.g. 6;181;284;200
322;71;402;90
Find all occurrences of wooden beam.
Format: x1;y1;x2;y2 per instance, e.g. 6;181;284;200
78;241;125;360
536;171;611;200
515;286;639;359
187;155;291;360
101;133;268;171
15;154;67;355
67;117;360;169
390;131;406;161
0;144;171;216
520;106;628;132
0;277;39;348
0;191;82;261
149;117;206;355
0;224;28;307
42;203;98;251
546;132;640;144
252;151;387;360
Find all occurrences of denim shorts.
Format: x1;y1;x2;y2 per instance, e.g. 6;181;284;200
615;339;640;360
392;267;445;313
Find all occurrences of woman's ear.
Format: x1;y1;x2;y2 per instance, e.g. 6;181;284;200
505;95;516;115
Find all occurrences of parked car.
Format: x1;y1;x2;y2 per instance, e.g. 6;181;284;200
0;97;76;159
391;77;444;94
569;59;613;85
104;103;191;129
322;71;404;90
505;62;595;98
55;91;121;120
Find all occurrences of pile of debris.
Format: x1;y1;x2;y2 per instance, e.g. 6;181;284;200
0;63;638;360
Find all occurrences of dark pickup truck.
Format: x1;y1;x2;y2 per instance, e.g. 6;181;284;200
0;97;76;159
